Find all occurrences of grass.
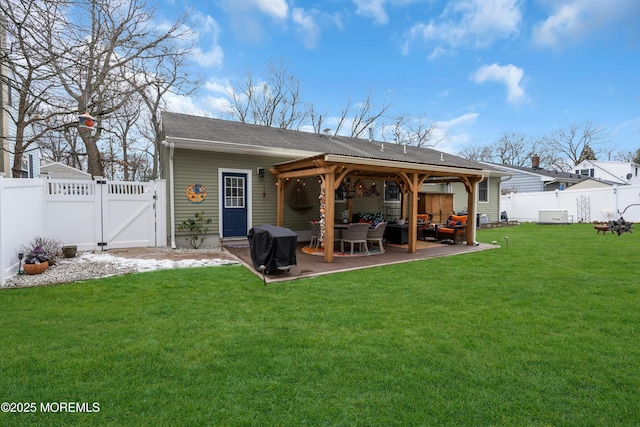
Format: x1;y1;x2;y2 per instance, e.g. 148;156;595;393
1;223;639;426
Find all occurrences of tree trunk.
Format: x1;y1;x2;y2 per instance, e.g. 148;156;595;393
80;128;103;177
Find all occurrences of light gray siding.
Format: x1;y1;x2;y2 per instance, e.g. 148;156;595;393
500;171;545;193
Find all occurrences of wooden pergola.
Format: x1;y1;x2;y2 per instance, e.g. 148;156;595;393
271;154;486;263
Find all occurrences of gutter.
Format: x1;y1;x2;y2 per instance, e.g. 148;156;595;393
166;136;318;158
161;140;176;249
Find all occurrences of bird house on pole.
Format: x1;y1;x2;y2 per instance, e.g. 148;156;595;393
78;112;96;129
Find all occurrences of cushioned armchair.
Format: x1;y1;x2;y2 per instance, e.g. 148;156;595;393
340;223;370;255
366;221;387;253
435;214;467;244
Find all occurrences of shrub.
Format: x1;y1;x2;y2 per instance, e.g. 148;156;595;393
177;211;213;249
21;236;62;265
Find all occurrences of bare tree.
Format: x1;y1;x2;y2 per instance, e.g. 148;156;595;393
44;0;190;177
543;122;608;170
381;114;444;147
331;91;392;138
459;130;566;170
614;148;640;163
491;132;530;166
457;144;494;162
36;115;87;170
0;0;72;177
230;59;308;130
135;43;201;179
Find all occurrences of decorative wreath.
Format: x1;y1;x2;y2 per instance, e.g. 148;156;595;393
186;183;207;204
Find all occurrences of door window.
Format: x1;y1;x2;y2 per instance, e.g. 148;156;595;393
225;176;245;208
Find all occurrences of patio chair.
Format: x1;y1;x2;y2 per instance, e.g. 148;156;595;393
340;222;370;255
309;220;320;249
417;213;433;240
435;214;467;244
366;221;387;253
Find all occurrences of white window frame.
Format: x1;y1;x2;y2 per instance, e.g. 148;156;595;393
478;177;489;203
384;180;401;202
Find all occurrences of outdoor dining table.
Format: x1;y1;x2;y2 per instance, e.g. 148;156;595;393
334;223;348;240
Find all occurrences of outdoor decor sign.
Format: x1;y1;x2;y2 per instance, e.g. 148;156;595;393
186;183;207;203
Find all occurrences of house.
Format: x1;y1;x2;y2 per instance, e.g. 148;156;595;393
573;160;640;185
40;161;92;180
160;112;509;262
482;157;597;194
0;49;40;178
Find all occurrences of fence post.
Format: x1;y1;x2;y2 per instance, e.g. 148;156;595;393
95;177;108;251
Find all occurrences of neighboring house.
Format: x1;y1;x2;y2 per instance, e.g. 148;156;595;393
0;24;8;177
160;112;509;259
573;160;640;185
0;46;40;178
40;162;92;180
482;160;593;194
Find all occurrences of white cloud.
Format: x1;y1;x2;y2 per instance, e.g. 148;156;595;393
163;92;209;117
437;112;480;128
532;0;640;49
203;96;234;116
470;63;525;104
403;0;521;55
219;0;289;43
353;0;389;25
292;8;321;49
222;0;288;19
255;0;289;19
193;45;224;68
433;113;480;153
190;14;224;67
204;79;234;97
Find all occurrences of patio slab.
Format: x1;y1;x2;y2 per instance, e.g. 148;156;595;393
224;240;498;284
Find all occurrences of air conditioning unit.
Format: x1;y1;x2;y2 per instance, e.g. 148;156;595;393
538;209;569;224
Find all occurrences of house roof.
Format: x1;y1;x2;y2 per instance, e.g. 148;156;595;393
162;112;507;177
40;161;92;179
482;162;591;182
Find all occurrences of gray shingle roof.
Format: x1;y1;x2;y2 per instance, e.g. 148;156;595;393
484;162;591;182
162;112;489;171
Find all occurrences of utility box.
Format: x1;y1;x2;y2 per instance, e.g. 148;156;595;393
538;209;570;224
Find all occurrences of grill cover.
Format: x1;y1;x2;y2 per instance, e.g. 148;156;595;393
247;225;297;274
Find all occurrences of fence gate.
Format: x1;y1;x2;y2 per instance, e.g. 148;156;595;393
45;179;166;251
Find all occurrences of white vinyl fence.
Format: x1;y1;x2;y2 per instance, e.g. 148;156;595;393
0;177;167;285
500;184;640;223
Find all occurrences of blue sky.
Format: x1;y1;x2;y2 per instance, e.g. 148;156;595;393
159;0;640;156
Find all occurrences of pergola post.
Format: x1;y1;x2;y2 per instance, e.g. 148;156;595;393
276;177;286;226
407;173;419;253
323;172;336;263
462;176;483;246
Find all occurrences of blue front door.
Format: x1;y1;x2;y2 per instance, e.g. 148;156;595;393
222;172;248;237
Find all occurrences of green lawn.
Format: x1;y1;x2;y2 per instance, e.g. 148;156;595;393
1;223;639;426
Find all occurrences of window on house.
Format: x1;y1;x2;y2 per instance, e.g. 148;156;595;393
384;181;400;202
335;184;346;202
576;168;594;177
478;178;488;202
7;82;13;107
20;154;33;178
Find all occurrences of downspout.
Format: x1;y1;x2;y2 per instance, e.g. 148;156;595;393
161;140;176;249
542;178;557;190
